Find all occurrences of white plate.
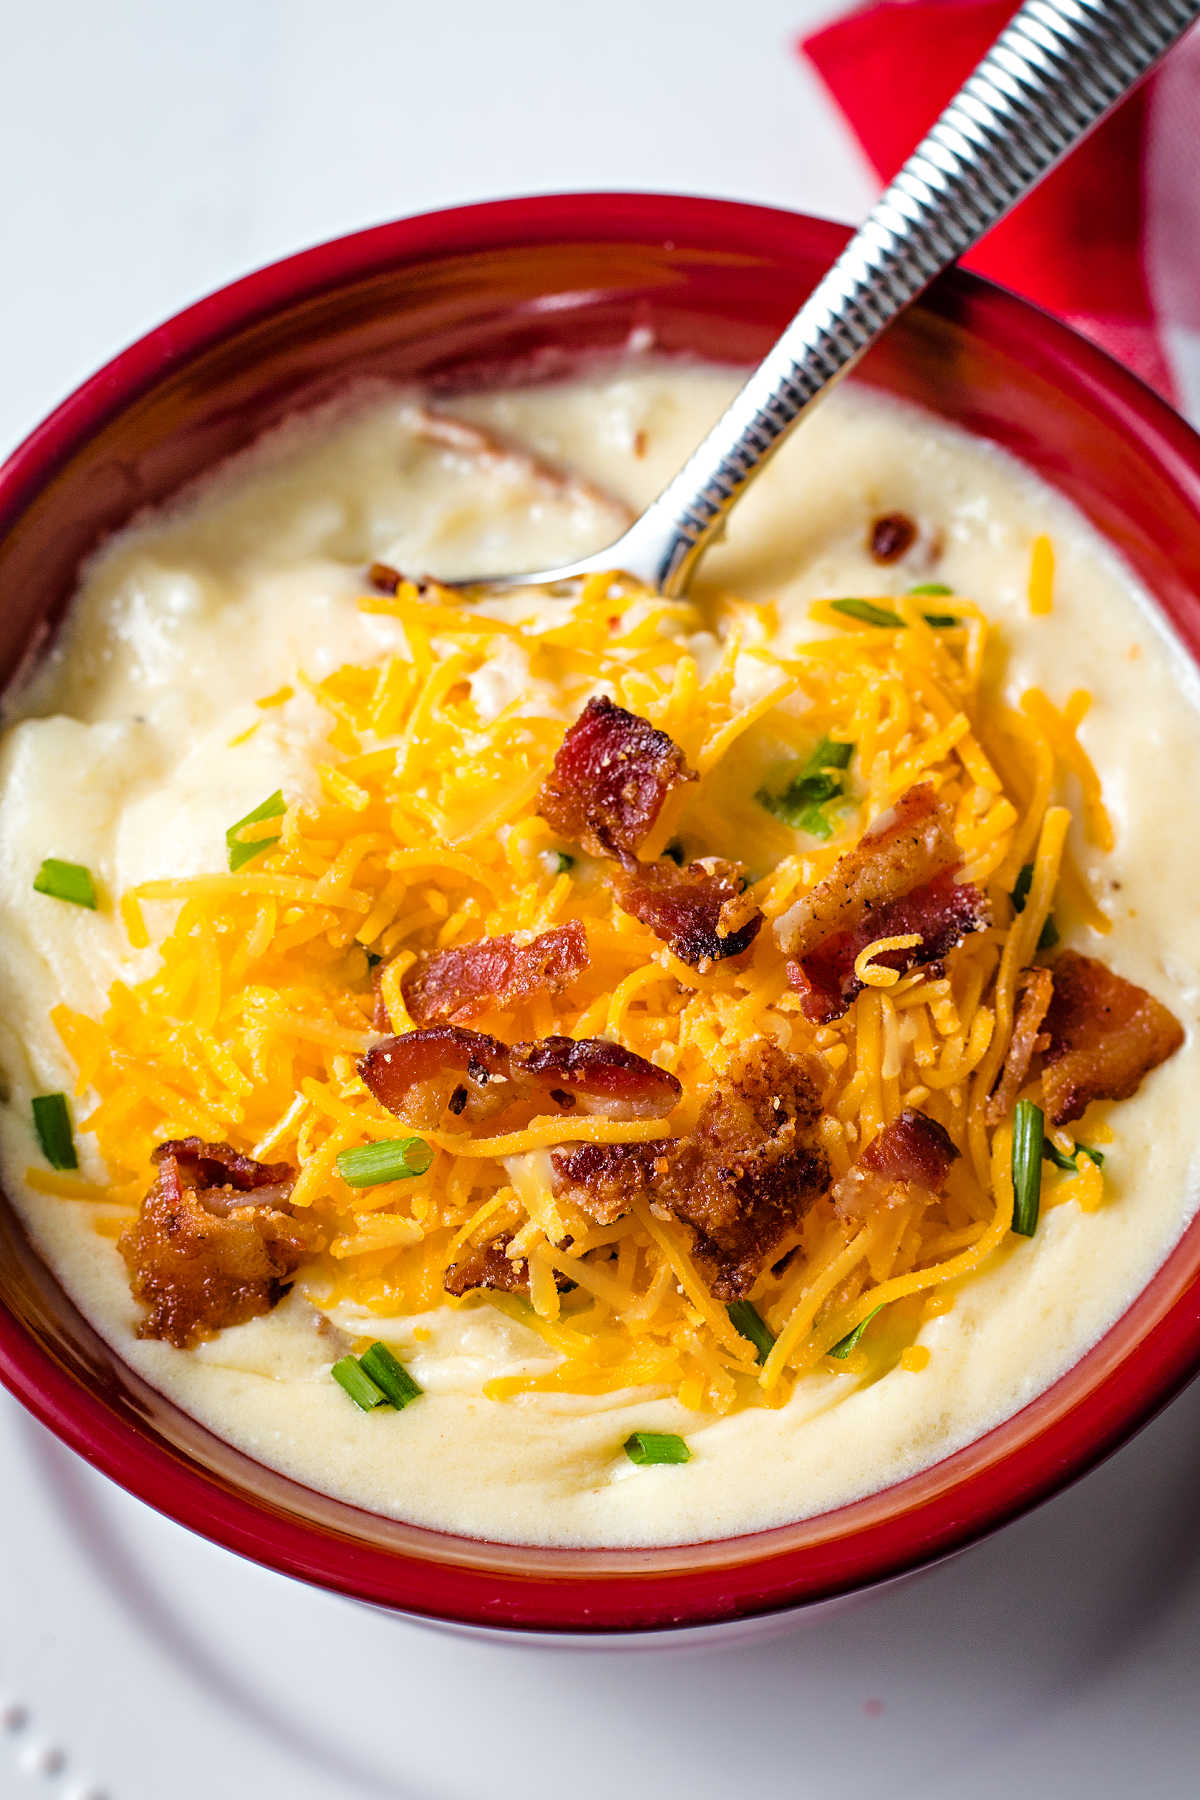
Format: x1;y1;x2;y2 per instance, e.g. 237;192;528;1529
4;1375;1200;1800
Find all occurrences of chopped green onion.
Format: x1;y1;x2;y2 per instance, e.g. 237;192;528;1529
832;597;904;627
831;598;959;629
908;582;954;597
805;735;854;773
788;770;834;806
757;735;856;839
828;1305;883;1360
1011;1098;1044;1236
32;1094;78;1171
359;1341;422;1409
757;777;839;836
226;790;286;872
336;1137;433;1187
1037;915;1059;950
623;1430;691;1466
1043;1138;1105;1173
33;858;97;909
798;770;841;805
332;1343;424;1413
331;1356;387;1411
795;803;835;841
542;849;574;875
1010;863;1058;949
726;1300;775;1364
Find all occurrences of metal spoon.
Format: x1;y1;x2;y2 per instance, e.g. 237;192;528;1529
471;0;1200;599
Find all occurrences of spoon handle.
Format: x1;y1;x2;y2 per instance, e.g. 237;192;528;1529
619;0;1200;596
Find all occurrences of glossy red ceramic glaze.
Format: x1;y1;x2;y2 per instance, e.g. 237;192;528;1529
3;195;1200;1635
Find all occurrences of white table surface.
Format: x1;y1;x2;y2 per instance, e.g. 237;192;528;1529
2;3;1199;1795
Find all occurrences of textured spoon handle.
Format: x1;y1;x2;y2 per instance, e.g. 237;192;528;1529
624;0;1200;595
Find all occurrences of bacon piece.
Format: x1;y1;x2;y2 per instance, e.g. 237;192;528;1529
359;1026;680;1133
119;1142;311;1348
1040;951;1184;1126
778;785;959;960
510;1036;682;1119
153;1138;294;1195
657;1042;830;1298
538;696;695;861
870;512;917;563
358;1026;514;1130
857;1108;958;1188
614;857;763;966
986;966;1054;1126
776;776;987;1024
367;561;404;594
443;1231;574;1299
548;1044;829;1290
444;1233;531;1297
537;698;764;962
832;1109;958;1222
399;922;589;1026
550;1140;669;1225
787;868;989;1024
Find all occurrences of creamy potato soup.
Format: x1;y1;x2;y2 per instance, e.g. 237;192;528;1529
1;365;1197;1548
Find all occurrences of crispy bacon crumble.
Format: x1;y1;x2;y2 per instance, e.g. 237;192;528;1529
156;1138;293;1194
832;1109;958;1222
539;697;764;965
550;1040;831;1297
359;1025;513;1129
359;1025;681;1133
366;561;404;595
778;785;958;958
778;785;989;1021
399;921;589;1025
443;1231;573;1298
870;512;917;564
788;869;990;1024
1041;951;1184;1126
654;1042;831;1298
537;695;695;861
987;966;1054;1126
614;857;762;965
444;1235;530;1296
550;1140;668;1226
511;1035;682;1116
120;1140;311;1348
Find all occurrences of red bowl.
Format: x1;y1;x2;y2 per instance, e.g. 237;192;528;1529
3;194;1200;1636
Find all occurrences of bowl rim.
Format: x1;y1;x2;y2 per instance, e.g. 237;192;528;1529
4;190;1200;1634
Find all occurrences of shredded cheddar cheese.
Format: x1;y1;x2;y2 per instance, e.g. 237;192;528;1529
1029;534;1055;615
853;935;924;988
49;561;1111;1413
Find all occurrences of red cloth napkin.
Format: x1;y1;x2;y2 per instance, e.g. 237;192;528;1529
799;0;1200;408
